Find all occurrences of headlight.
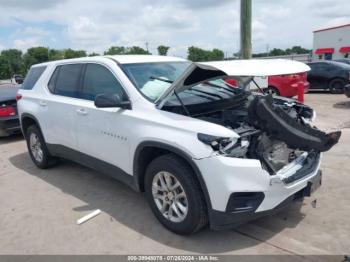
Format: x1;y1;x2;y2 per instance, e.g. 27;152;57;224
197;133;249;158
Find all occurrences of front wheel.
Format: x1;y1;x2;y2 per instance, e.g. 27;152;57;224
26;125;58;169
144;154;208;235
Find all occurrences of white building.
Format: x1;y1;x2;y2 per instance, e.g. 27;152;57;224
313;23;350;60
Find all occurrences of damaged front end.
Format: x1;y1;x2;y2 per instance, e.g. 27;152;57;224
158;60;341;181
192;92;340;181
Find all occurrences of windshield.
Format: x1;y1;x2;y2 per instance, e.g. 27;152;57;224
121;62;191;102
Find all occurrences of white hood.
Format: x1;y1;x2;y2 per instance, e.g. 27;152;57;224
199;59;310;77
156;59;310;108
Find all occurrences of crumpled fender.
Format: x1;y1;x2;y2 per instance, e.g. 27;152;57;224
248;95;341;152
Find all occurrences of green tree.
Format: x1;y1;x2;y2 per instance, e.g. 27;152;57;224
210;48;224;60
157;45;170;56
88;52;100;57
104;46;126;55
48;49;64;61
23;47;49;71
187;46;224;62
269;48;286;56
63;48;87;59
104;46;151;55
285;46;312;55
126;46;150;55
0;49;24;78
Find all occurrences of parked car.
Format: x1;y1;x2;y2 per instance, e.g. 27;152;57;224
225;73;309;98
306;61;350;93
12;74;24;84
334;58;350;65
345;84;350;98
266;73;309;97
17;56;340;234
0;84;21;137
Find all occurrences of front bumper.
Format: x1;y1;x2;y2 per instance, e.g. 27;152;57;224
0;116;21;137
345;84;350;98
209;170;322;230
194;153;322;230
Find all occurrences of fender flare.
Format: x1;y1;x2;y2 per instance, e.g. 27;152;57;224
133;141;212;209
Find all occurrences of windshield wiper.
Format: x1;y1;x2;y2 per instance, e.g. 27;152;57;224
150;76;174;84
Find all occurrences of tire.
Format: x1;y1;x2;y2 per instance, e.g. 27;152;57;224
144;154;208;235
329;78;345;94
25;125;58;169
266;86;280;96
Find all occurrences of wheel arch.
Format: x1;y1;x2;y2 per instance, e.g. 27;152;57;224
133;141;212;209
328;77;346;92
21;113;44;138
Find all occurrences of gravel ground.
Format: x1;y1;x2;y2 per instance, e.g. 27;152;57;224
0;92;349;255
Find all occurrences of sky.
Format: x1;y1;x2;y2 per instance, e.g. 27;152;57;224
0;0;349;57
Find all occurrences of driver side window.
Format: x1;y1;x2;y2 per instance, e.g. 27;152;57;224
81;63;127;101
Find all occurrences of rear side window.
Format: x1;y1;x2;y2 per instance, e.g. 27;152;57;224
49;64;83;98
80;63;127;101
21;66;47;90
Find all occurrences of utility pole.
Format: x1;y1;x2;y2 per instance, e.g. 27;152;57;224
145;42;149;53
240;0;252;59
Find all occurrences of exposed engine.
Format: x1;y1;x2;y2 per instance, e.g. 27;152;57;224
195;94;340;174
162;83;341;175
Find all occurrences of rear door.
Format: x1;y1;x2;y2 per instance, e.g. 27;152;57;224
75;63;131;172
41;63;84;150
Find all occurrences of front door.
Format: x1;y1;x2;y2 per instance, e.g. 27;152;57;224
75;63;132;173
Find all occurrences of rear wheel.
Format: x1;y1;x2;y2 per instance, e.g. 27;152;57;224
144;154;208;235
26;125;58;169
266;86;280;96
329;78;345;94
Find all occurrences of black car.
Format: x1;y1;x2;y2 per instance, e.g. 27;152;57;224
306;61;350;93
0;84;21;137
13;74;24;84
345;84;350;98
334;58;350;65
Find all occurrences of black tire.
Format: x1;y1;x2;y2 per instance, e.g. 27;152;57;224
144;154;208;235
329;78;345;94
266;86;280;96
25;125;58;169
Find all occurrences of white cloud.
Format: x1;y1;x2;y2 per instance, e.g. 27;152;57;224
14;38;43;51
0;0;349;55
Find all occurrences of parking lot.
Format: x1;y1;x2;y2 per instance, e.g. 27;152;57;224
0;92;349;255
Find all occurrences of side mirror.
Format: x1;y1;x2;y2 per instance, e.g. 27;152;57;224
94;94;131;110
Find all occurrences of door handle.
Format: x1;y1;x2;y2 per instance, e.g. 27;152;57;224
76;108;88;116
39;100;47;107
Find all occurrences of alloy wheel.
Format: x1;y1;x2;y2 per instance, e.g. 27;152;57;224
29;133;44;163
152;171;188;223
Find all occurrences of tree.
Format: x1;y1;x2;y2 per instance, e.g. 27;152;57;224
88;52;100;57
48;49;64;61
157;45;170;56
104;46;150;55
0;49;24;78
187;46;224;62
104;46;126;55
126;46;150;55
210;48;224;61
23;47;49;71
269;48;286;56
285;46;312;55
63;48;87;59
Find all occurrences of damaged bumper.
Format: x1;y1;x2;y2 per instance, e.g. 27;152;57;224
194;152;322;230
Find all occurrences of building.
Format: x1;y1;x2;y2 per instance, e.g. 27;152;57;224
313;23;350;60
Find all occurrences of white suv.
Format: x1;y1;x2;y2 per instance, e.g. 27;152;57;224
17;55;341;234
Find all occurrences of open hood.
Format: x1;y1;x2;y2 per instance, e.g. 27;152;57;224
156;59;310;108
